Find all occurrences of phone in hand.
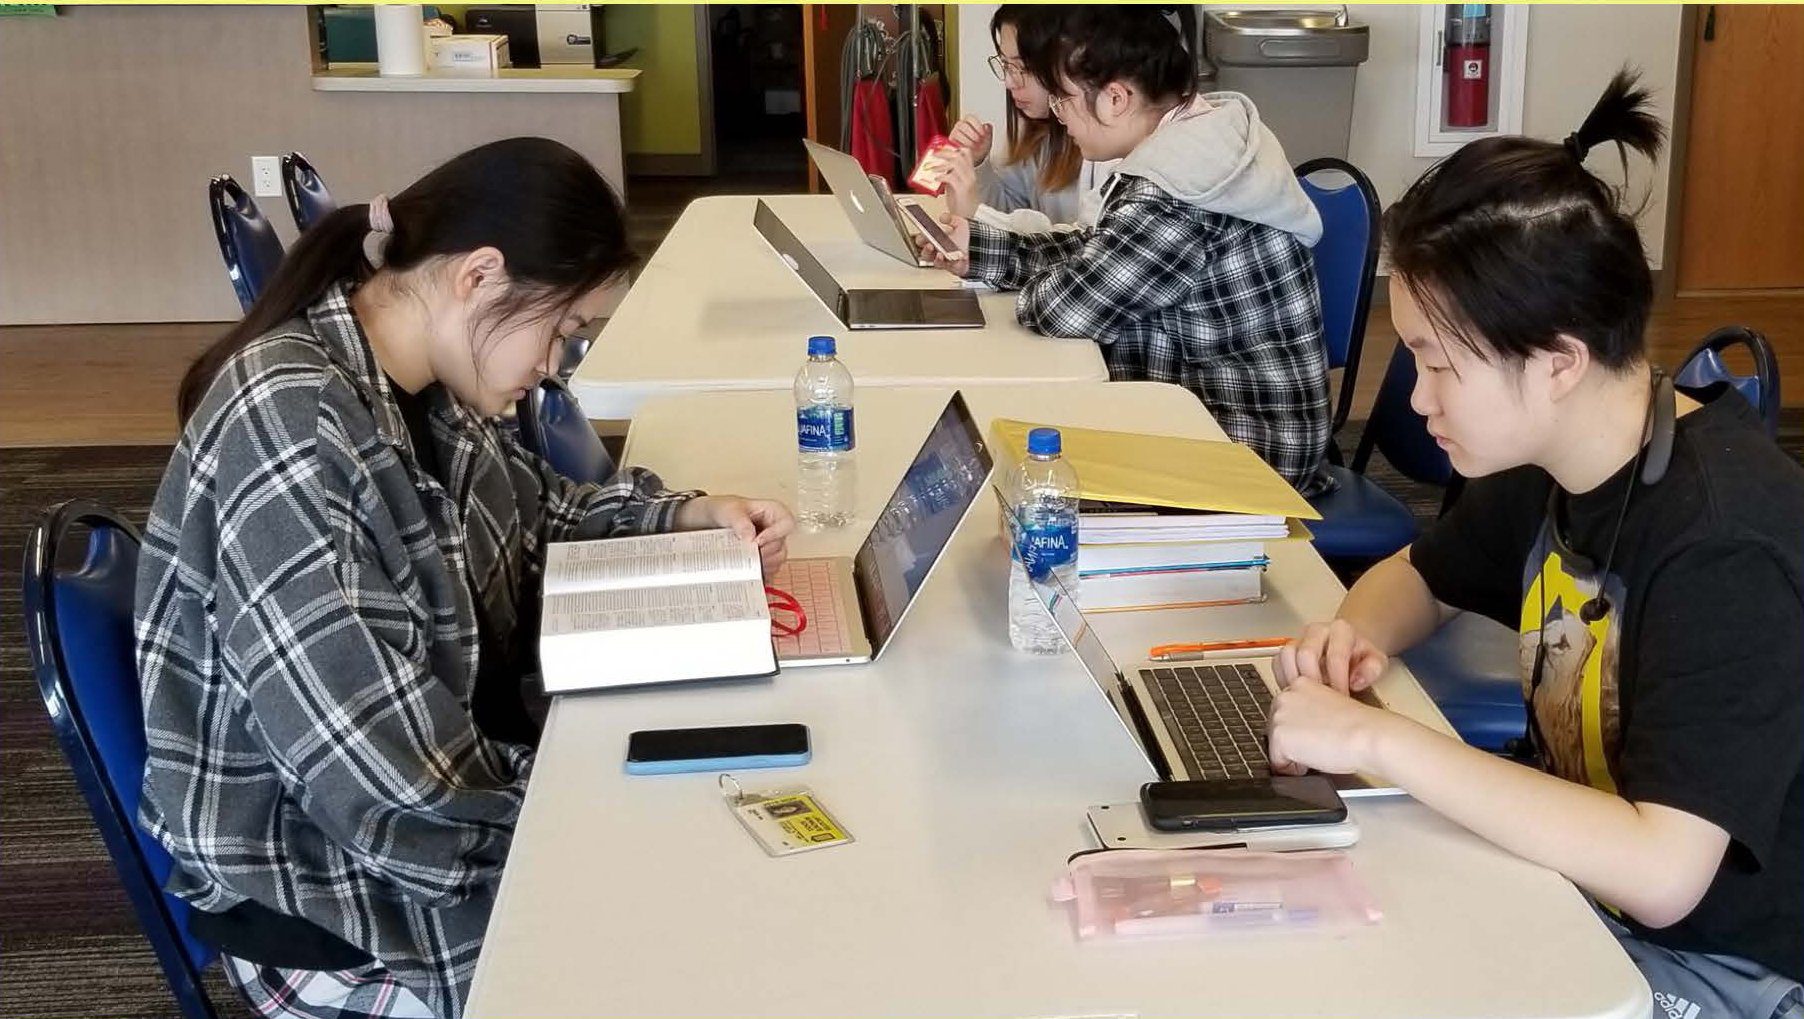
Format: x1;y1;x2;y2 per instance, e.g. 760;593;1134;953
1140;775;1347;832
624;723;810;776
903;202;964;262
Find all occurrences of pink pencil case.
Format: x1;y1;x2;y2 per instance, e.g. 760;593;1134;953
1051;848;1381;942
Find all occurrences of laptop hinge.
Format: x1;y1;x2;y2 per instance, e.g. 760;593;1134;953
1118;672;1176;781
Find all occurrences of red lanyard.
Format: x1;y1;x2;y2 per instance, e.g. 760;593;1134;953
765;585;807;638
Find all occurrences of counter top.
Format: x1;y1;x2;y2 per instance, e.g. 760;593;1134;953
312;65;639;94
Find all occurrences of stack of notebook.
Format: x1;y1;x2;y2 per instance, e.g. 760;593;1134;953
991;420;1321;613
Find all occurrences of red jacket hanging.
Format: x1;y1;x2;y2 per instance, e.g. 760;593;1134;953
849;77;896;185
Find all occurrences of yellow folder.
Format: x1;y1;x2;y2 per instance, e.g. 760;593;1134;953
990;419;1322;521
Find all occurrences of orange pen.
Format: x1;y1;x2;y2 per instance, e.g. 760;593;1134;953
1146;637;1292;662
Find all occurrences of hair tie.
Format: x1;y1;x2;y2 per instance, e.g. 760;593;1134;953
1562;132;1588;162
362;194;393;269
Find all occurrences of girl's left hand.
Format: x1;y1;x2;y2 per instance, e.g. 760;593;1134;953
675;496;795;578
1266;674;1397;777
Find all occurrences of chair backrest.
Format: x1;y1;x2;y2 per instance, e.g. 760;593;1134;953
1352;340;1456;488
557;330;594;383
22;501;220;1019
1296;157;1381;436
280;151;337;234
1675;325;1781;439
515;377;616;483
207;175;285;314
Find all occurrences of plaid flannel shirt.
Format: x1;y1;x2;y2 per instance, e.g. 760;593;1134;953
967;174;1333;495
135;282;696;1017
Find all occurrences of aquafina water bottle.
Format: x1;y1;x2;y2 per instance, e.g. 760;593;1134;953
1006;427;1080;653
794;335;856;529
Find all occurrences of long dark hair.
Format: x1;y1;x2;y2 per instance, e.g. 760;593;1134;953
179;137;635;424
1046;6;1196;110
991;5;1081;194
1383;69;1666;371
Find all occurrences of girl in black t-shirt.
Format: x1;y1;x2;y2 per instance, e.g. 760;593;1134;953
1267;71;1804;1015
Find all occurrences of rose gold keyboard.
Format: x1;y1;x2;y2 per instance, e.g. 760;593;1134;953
770;559;859;659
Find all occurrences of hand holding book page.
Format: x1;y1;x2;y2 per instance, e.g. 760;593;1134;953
540;529;778;693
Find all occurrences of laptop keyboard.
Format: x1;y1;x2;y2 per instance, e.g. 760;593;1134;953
1138;664;1273;781
769;560;857;659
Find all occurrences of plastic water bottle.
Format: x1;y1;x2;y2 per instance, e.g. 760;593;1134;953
1007;427;1080;654
794;335;856;529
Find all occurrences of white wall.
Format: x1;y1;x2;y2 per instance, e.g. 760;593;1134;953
0;6;630;325
956;4;1684;265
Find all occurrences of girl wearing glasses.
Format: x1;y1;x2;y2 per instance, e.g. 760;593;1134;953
918;6;1331;494
936;5;1117;234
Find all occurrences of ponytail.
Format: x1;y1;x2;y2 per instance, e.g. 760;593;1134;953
1382;67;1666;371
178;137;634;426
178;204;372;424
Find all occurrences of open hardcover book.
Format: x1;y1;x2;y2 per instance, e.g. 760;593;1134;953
539;529;777;693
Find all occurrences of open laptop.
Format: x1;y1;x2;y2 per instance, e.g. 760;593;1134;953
1026;556;1404;800
770;392;993;667
753;200;985;331
803;138;935;268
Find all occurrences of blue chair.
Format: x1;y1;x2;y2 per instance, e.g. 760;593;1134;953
207;175;284;313
515;377;616;483
1296;157;1381;448
22;501;222;1019
1307;343;1441;561
1676;325;1780;439
280;151;337;233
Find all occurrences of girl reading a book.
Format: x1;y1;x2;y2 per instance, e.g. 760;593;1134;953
136;138;793;1019
1267;73;1804;1017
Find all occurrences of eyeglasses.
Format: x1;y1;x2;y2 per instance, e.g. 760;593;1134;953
987;54;1026;84
1048;94;1080;124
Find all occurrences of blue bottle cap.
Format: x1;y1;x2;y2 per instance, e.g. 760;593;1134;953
1027;427;1062;456
807;335;837;357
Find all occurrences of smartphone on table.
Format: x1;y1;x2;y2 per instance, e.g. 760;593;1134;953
624;723;811;776
1140;776;1347;832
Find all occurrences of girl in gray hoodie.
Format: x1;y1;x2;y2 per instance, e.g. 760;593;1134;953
924;7;1332;495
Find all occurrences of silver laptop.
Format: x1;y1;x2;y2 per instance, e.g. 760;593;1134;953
753;200;985;331
803;138;935;268
1028;562;1403;799
770;392;993;667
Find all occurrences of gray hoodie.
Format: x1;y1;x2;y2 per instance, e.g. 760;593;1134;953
1114;91;1322;246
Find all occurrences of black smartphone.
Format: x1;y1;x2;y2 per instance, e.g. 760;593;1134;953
624;724;811;775
1140;775;1348;832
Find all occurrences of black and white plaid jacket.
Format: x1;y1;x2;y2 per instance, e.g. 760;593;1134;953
135;282;696;1017
967;173;1333;495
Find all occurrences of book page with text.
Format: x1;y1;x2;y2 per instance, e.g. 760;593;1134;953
543;529;759;596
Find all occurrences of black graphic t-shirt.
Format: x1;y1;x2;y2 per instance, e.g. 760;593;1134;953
1411;390;1804;981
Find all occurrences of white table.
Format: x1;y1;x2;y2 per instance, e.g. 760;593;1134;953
567;195;1109;421
468;383;1649;1019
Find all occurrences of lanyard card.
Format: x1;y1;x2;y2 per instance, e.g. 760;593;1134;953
720;774;854;857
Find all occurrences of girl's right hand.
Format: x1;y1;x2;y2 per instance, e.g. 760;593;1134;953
948;115;994;165
1275;619;1389;696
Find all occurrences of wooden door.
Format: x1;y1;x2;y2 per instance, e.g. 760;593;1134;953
1676;5;1804;292
802;5;858;192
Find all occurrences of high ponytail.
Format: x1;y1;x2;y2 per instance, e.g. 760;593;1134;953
1565;69;1666;169
1383;67;1666;371
178;137;635;426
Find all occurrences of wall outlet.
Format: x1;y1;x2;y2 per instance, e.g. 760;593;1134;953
251;156;282;198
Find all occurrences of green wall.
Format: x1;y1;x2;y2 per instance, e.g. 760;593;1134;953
604;4;703;156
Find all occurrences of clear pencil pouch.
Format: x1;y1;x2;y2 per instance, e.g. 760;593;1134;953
1051;848;1382;942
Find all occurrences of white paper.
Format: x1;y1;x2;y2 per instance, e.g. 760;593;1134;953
542;529;759;596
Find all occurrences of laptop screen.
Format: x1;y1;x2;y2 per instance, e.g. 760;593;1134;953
753;200;845;316
851;393;992;651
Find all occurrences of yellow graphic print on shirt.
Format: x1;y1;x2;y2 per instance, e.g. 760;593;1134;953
1519;540;1626;794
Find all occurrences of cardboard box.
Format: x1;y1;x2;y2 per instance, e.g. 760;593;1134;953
429;34;511;73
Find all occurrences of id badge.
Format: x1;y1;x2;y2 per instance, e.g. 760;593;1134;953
720;774;854;857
